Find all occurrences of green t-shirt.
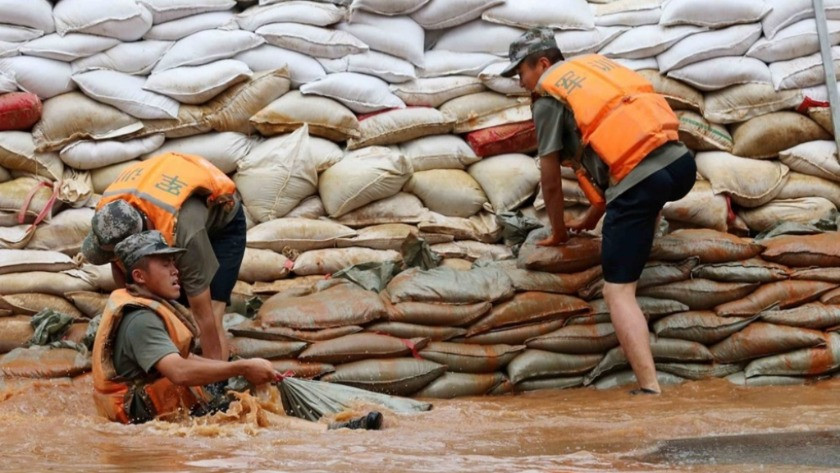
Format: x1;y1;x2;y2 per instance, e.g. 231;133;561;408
113;308;179;381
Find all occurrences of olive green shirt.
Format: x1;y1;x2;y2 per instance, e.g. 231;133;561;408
113;309;179;381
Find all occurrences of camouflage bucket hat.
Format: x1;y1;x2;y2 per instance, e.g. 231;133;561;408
81;200;144;265
115;230;185;273
501;27;559;78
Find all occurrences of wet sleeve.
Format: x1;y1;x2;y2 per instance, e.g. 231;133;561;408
122;310;180;374
175;199;219;297
533;97;567;157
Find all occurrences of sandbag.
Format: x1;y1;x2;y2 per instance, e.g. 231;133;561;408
205;69;291;134
593;0;662;27
656;362;744;381
731;112;831;159
386;301;491;327
416;50;501;78
601;24;704;60
507;349;602;384
237;248;290;283
0;56;77;100
417;212;503;243
482;0;594;29
270;360;335;379
440;92;531;133
237;1;346;30
414;371;505;398
585;336;713;384
139;0;236;24
691;258;789;283
0;250;76;276
809;107;834;136
58;134;162;172
298;333;420;364
654;311;758;345
144;132;250;174
336;223;447;251
321;358;446;395
0;346;91;378
744;333;840;377
456;319;567;346
258;283;387;329
637;69;705;113
778;141;840;183
0;270;95;296
762;232;840;268
0;131;63;180
411;0;504;30
386;266;514;304
72;69;179;120
769;48;840;91
152;29;262;73
712;322;827;364
15;207;93;255
143;11;237;41
749;19;840;63
739;198;838;233
431;240;512;262
0;92;41;132
695;151;789;207
650;229;764;263
229;320;362;342
128;103;211;140
337;192;427;228
300;72;405;114
90;160;138;194
466;121;537;158
236;44;326;89
365;322;466;341
399;134;479;172
526;323;618;354
349;108;453;150
497;262;602;295
293;247;401;276
518;230;602;273
0;316;34;354
640;279;759;311
760;303;840;330
716;280;837;317
250;90;359;141
513;376;583;392
0;293;84;319
676;111;733;152
593;370;685;390
660;0;770;28
703;83;803;125
776;172;840;208
432;19;524;56
228;338;306;360
403;169;487;218
822;287;840;304
662;180;728;232
667;56;772;92
144;60;251;105
657;24;762;72
336;12;424;65
467;292;590;336
65;291;108;319
419;342;524;373
791;268;840;283
0;0;54;33
71;40;173;76
390;76;485;108
477;61;527;96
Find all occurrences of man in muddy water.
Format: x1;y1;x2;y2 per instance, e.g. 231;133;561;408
91;229;383;430
502;28;696;394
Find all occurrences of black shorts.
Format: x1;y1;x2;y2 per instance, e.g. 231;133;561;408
601;152;696;284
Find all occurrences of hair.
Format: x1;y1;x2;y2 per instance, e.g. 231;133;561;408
126;256;152;284
523;47;564;68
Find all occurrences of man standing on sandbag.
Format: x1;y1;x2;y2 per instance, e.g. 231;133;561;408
502;28;696;394
82;153;245;362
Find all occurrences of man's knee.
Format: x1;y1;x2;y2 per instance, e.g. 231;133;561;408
602;282;637;303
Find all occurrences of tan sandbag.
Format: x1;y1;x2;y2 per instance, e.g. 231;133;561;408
365;322;467;341
703;83;803;124
348;107;454;149
0;293;84;319
656;362;744;380
716;280;838;317
419;342;525;374
293;247;401;276
761;303;840;329
403;169;487;218
398;134;480;172
90;160;140;194
467;292;590;336
640;279;759;311
258;283;387;329
0;271;96;296
593;370;685;390
513;376;583;392
691;258;790;283
0;346;91;378
710;322;826;363
507;349;603;384
762;232;840;268
572;297;690;325
0;177;60;224
468;153;539;213
247;218;357;253
237;248;291;283
432;240;512;262
270;360;335;379
415;372;506;399
228;338;307;360
822;287;840;304
495;261;602;295
653;311;758;345
650;229;764;263
129;104;211;140
20;207;93;255
285;195;326;220
517;232;601;273
248;275;326;296
456;319;567;345
386;267;515;304
298;333;421;364
65;291;107;318
0;131;63;180
250;90;360;141
676;111;733;152
205;69;291;134
809;107;833;135
439;92;531;133
321;358;447;395
0;249;76;275
32;92;143;152
526;323;618;354
775;172;840;208
791;267;840;283
744;332;840;377
636;69;704;112
337;192;427;228
738;197;837;233
74;264;118;292
585;337;713;385
695;151;789;207
439;258;473;271
731;112;831;159
580;259;696;300
778;140;840;183
662;180;729;231
229;320;363;342
417;211;502;243
0;316;34;354
337;223;413;251
387;301;491;326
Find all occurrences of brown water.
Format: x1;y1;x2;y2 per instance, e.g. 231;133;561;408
2;375;840;472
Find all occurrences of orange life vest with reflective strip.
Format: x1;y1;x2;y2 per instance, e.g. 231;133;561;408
92;289;207;424
97;153;236;245
537;54;680;184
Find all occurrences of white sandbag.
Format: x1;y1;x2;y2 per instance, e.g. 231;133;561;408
326;51;416;83
299;72;404;114
154;29;263;72
60;134;164;170
599;25;705;60
257;23;366;59
556;26;628;57
0;41;18;59
483;0;593;30
417;51;502;78
0;57;75;99
404;169;488;218
411;0;504;30
348;108;453;150
761;0;840;40
776;172;840;208
676;111;733;152
143;11;238;41
350;0;429;16
778;141;840;183
234;126;317;222
336;192;427;228
238;248;290;283
440;92;531;134
477;62;528;96
748;19;840;63
400;135;479;172
667;56;771;92
433;20;525;56
284;195;326;219
731;112;831;159
319;146;413;217
138;0;237;24
32;92;143;152
0;249;77;275
309;137;344;172
53;0;152;41
390;76;485;108
204;69;291;134
250;90;359;142
237;2;346;30
739;198;837;232
71;40;174;76
0;0;54;34
19;33;120;62
335;12;424;66
72;70;180;120
663;180;729;232
660;0;770;28
703;83;804;124
0;132;63;181
594;0;662;27
235;45;325;87
657;23;763;73
770;48;840;91
637;69;705;113
0;26;44;43
293;247;401;275
144;60;252;105
614;58;659;71
0;72;15;93
247;218;357;252
695;151;790;207
418;211;501;243
90;160;140;194
469;154;540;213
143;132;251;174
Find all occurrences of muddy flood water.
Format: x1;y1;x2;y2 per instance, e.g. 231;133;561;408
2;375;840;472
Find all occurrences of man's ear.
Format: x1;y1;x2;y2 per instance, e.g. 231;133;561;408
131;267;145;285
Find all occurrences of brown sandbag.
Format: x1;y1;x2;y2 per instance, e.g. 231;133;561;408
228;338;307;360
760;303;840;330
455;319;566;345
495;260;602;295
726;372;807;386
639;279;759;310
567;297;689;325
386;267;515;304
593;370;684;390
63;322;88;345
0;346;91;378
580;259;697;300
513;376;584;392
691;258;790;283
822;287;840;304
229;320;363;342
365;322;466;341
526;323;619;354
584;336;713;385
506;349;603;384
0;316;34;354
386;301;491;326
731;112;831;159
517;233;601;273
744;332;840;377
0;293;85;319
656;362;744;380
715;280;838;317
710;322;827;363
662;180;730;231
258;283;387;329
761;232;840;268
466;292;590;336
297;333;423;364
653;311;758;345
65;291;108;319
650;229;764;263
0;271;96;296
321;358;446;396
791;267;840;283
419;342;525;373
270;360;335;379
488;378;515;395
414;372;506;399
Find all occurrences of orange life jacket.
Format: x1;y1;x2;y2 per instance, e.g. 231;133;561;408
97;153;236;245
537;54;680;185
92;289;206;424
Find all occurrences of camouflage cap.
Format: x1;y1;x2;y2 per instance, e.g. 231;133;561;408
81;200;144;266
115;230;185;273
501;27;559;78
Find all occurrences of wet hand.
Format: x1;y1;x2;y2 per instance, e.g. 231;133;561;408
240;358;277;386
567;216;597;233
536;231;568;247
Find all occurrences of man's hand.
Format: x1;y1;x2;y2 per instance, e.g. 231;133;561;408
238;358;277;386
567;215;598;233
537;230;568;247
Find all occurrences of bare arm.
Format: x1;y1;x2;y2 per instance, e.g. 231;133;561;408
187;288;227;361
567;168;607;232
538;153;569;246
156;353;276;387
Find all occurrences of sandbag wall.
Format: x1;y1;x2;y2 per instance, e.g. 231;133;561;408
1;0;840;395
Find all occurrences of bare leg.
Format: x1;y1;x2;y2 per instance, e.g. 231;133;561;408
211;300;229;360
603;281;660;393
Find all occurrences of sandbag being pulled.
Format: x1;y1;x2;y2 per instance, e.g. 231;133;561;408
653;311;759;345
386;266;514;304
650;229;764;263
640;279;759;311
320;358;446;396
710;322;827;363
466;292;590;336
761;232;840;268
518;229;601;273
715;280;838;317
419;341;524;373
298;333;422;364
258;282;387;329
